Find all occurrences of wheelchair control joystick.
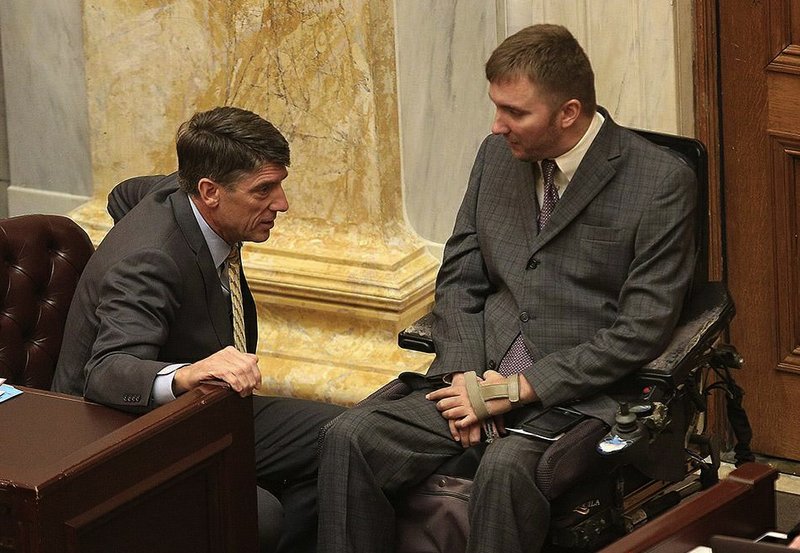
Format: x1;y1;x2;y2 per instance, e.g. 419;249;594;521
597;402;648;461
615;402;638;433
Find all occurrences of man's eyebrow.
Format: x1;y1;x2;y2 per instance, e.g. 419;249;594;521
488;93;523;112
496;102;526;113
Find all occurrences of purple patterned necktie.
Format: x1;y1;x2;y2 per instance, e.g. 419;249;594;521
497;334;533;376
537;159;559;231
496;160;558;375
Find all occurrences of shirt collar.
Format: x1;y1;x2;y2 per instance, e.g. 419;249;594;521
552;110;605;183
187;193;233;270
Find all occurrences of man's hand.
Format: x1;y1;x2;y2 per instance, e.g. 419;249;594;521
432;373;483;447
427;370;539;445
426;371;510;447
173;346;262;397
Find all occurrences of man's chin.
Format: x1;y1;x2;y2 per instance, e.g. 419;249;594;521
246;231;271;243
506;142;532;161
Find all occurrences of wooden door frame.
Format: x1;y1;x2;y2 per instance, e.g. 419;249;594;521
693;0;730;440
694;0;724;282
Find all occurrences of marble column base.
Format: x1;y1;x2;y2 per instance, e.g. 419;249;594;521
70;200;438;406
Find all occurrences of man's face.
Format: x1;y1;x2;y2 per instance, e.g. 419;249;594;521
489;76;564;162
212;162;289;244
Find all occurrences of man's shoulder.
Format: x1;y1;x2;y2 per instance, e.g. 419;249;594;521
475;133;521;168
108;172;180;223
599;117;691;167
98;190;187;260
482;133;512;154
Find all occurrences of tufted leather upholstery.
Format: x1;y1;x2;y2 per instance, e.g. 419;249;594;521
0;215;94;389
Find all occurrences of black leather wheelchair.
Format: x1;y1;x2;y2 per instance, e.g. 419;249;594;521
380;130;751;552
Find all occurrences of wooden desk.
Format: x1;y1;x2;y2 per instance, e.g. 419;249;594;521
0;386;258;553
600;462;779;553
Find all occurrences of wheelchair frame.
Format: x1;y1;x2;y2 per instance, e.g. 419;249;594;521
392;129;751;552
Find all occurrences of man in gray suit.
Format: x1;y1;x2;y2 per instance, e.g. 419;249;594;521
318;24;696;553
53;106;343;553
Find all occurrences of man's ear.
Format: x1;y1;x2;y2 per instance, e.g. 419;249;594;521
196;178;221;208
558;99;583;129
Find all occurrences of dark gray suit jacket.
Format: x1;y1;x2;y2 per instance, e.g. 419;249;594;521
52;174;258;413
427;111;697;426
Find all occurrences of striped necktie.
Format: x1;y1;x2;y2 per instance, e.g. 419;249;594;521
226;245;247;352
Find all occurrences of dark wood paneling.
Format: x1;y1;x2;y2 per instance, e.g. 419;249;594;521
717;0;800;460
771;137;800;374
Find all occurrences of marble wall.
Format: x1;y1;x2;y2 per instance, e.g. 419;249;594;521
0;0;93;216
502;0;695;132
395;1;498;247
71;0;439;405
401;0;695;246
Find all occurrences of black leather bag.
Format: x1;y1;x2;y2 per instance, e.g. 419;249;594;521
395;474;472;553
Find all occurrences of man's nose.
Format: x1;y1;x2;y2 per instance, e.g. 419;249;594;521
272;185;289;212
491;111;507;135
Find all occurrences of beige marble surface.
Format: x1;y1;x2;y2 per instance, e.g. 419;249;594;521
83;0;405;224
77;0;437;405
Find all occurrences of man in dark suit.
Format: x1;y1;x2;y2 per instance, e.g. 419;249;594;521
52;106;343;553
317;24;697;553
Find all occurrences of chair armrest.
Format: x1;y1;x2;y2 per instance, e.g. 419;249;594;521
398;312;435;353
397;282;736;386
637;281;735;388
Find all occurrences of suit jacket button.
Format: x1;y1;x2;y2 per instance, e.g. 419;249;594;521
526;258;539;270
488;360;496;370
519;312;530;323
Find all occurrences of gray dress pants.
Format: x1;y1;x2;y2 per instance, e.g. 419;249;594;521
253;395;345;553
317;388;551;553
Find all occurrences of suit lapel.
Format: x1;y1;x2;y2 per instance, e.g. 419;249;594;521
241;273;258;353
529;115;622;255
170;190;231;349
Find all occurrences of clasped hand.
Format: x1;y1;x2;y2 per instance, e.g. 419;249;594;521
173;346;262;397
426;370;511;448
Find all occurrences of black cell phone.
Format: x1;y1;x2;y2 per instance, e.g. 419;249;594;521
520;407;586;440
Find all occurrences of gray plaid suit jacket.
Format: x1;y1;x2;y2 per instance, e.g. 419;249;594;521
426;111;697;426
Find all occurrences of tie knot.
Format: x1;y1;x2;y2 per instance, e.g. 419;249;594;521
226;245;240;267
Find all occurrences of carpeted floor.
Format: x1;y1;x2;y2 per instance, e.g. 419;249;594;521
777;491;800;534
753;454;800;533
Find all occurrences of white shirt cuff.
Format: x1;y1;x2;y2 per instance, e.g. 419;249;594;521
151;363;187;406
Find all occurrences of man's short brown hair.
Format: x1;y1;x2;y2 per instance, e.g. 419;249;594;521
485;24;596;113
176;106;290;195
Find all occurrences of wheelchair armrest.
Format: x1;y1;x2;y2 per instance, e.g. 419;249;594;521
357;378;413;406
398;312;436;353
636;281;735;389
397;282;736;387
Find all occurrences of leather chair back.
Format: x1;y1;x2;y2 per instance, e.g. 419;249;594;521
0;215;94;389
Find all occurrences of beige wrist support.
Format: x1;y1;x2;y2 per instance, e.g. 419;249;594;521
463;371;521;421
